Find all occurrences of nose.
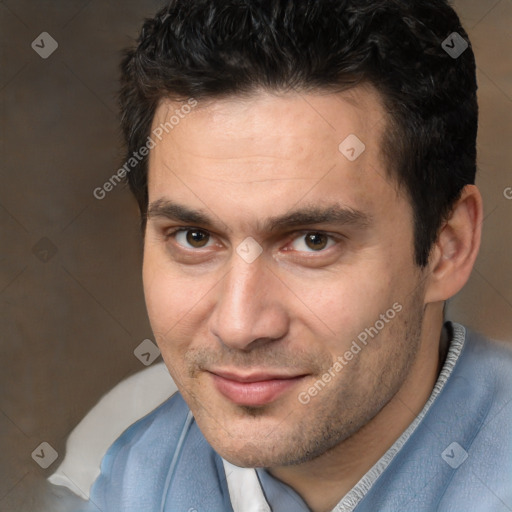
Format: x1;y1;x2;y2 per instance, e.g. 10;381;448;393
208;253;289;351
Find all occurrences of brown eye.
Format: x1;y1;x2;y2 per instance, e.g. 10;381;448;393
186;230;210;247
305;233;329;251
290;232;335;252
175;229;211;248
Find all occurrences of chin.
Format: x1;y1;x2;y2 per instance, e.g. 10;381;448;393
210;425;326;469
215;443;281;468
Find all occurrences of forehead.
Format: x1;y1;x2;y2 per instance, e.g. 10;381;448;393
146;86;405;229
151;86;387;165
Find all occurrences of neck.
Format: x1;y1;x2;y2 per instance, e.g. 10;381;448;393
268;311;448;512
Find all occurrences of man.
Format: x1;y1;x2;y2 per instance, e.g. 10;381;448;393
87;0;512;511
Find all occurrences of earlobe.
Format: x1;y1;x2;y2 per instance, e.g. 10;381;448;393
424;185;483;303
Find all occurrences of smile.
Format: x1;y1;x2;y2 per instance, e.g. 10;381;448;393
208;370;308;407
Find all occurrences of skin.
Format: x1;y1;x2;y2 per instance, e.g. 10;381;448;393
142;86;482;512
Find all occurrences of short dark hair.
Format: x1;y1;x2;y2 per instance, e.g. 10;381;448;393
119;0;478;267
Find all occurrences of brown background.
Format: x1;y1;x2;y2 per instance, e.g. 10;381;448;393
1;0;511;510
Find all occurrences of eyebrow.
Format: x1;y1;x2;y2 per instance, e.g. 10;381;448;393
146;199;371;233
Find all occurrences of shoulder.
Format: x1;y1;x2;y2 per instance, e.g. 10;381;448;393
89;392;193;510
89;392;231;512
100;391;190;472
48;361;178;500
457;322;512;390
446;322;512;426
438;323;512;510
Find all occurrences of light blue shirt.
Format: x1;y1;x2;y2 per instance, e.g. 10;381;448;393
85;322;512;511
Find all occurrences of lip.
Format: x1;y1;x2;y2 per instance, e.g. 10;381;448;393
208;369;307;407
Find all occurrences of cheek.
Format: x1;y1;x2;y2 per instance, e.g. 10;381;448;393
142;247;218;346
285;266;396;348
143;250;187;339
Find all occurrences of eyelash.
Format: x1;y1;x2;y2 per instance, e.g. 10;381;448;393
164;227;341;254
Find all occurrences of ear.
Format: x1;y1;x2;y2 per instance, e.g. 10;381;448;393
424;184;483;304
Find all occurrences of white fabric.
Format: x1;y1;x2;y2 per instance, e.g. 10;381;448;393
48;362;177;499
222;459;271;512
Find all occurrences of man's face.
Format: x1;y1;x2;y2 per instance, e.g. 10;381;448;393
143;87;428;468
